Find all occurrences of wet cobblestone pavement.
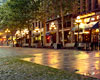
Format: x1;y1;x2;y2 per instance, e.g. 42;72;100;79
0;47;100;80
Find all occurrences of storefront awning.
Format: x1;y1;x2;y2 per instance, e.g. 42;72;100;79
91;22;99;29
72;22;98;31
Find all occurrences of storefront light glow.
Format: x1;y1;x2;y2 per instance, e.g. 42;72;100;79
74;32;83;35
80;23;85;29
79;12;95;19
83;31;89;34
96;29;99;33
24;29;29;34
34;30;36;33
91;18;95;21
84;18;90;23
97;16;99;19
15;30;20;36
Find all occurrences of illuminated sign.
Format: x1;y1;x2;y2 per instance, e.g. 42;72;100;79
79;12;95;19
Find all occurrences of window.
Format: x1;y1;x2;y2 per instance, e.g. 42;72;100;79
66;21;71;27
46;24;49;31
32;23;35;30
88;0;91;11
77;0;80;13
39;22;40;28
83;0;86;12
94;0;98;9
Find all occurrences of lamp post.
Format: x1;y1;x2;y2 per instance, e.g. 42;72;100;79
33;27;41;39
49;22;56;48
33;27;40;34
49;22;57;31
33;27;41;46
75;16;82;44
5;28;10;46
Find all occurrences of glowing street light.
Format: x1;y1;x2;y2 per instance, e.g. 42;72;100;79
49;22;56;31
33;27;40;34
33;27;41;43
49;22;57;48
5;28;10;33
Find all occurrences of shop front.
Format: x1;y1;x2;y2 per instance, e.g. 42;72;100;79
73;12;100;50
46;21;57;48
46;15;72;48
32;27;43;48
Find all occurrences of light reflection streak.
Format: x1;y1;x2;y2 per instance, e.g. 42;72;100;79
33;53;43;64
22;51;100;79
47;52;61;69
75;51;100;78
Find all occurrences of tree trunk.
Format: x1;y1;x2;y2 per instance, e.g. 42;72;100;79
56;21;59;44
29;31;31;47
11;33;14;47
60;0;64;47
20;28;22;47
28;26;31;47
42;19;46;47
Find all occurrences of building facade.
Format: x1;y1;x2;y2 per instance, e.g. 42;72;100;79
73;0;100;50
45;15;73;48
77;0;100;14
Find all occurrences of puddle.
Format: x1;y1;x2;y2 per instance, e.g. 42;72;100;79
22;51;100;79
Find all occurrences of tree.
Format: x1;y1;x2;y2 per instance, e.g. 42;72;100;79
50;0;76;46
0;0;77;47
36;0;76;46
0;0;40;47
34;0;55;46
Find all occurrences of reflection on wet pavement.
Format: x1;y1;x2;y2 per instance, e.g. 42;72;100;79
22;51;100;79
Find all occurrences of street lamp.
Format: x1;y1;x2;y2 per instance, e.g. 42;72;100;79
5;28;10;46
49;22;56;31
5;28;10;33
33;27;41;40
33;27;41;47
49;22;57;48
75;16;82;44
33;27;40;34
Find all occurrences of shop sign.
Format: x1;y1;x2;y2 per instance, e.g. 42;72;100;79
79;12;95;19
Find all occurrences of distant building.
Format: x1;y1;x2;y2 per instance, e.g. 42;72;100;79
0;0;7;5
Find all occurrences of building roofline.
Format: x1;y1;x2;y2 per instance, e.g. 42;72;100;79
46;14;72;23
